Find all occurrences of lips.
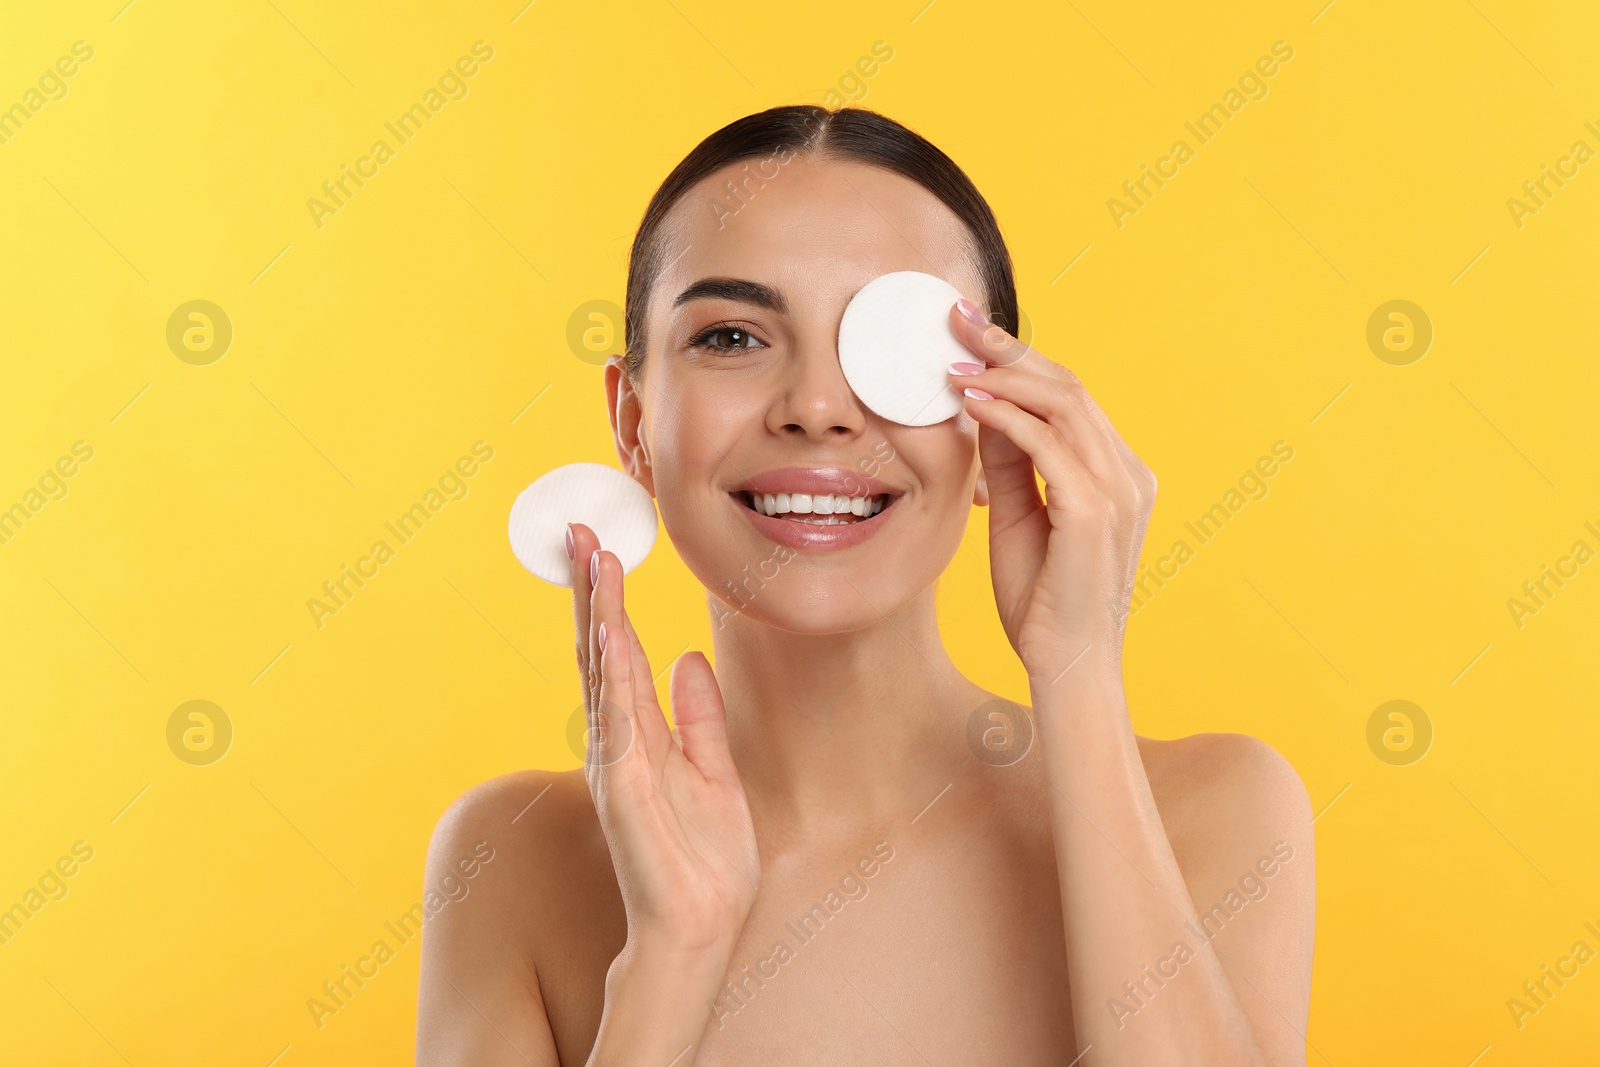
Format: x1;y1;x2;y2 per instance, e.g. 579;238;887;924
727;466;903;551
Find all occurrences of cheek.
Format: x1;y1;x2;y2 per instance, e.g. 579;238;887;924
902;422;978;494
907;428;980;536
645;391;747;547
952;420;983;495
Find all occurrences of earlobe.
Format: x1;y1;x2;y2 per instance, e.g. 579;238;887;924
626;425;657;499
637;439;656;498
606;356;657;497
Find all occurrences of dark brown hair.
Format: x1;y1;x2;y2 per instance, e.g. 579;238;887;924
622;104;1018;380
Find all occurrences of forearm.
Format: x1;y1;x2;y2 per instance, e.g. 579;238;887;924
1031;647;1268;1065
585;939;730;1066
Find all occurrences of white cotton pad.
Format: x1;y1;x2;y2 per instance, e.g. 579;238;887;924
508;462;658;587
838;270;972;426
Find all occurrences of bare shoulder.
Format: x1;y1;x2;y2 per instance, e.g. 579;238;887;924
1134;732;1316;1059
1136;733;1311;840
424;767;616;939
429;766;597;869
1134;731;1312;878
417;768;620;1066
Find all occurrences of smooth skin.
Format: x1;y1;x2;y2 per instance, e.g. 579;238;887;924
416;156;1314;1065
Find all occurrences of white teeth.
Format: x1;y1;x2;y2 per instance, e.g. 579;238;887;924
749;492;887;519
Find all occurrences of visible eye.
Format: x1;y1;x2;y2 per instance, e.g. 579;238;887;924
688;322;767;354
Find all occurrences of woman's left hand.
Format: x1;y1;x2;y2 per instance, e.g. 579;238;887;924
946;298;1157;674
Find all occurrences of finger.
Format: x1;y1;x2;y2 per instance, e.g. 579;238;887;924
945;309;1036;503
949;300;1084;514
587;546;642;787
951;298;1052;372
575;525;620;779
949;301;1155;496
570;521;595;700
1052;379;1156;514
614;589;675;766
959;392;1104;517
572;524;614;765
950;362;1129;494
669;651;742;787
1054;373;1153;493
974;419;1045;527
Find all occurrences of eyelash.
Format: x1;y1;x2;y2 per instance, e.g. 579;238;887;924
688;321;767;354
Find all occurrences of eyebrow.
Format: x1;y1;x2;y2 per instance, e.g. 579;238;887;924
672;277;789;315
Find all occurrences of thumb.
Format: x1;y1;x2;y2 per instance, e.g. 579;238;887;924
669;651;740;785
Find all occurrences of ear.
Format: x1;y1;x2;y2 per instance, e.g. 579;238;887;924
606;356;655;497
973;466;989;507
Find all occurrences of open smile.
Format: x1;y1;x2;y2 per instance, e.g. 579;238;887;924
725;468;905;550
732;489;893;524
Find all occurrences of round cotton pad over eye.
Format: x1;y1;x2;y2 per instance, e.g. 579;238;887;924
508;463;658;587
838;270;972;426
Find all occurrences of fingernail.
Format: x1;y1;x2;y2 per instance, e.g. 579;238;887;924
564;523;575;560
590;550;599;585
956;298;988;327
963;387;994;400
598;621;608;652
948;361;985;376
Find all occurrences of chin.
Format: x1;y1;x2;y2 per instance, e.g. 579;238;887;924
707;590;904;638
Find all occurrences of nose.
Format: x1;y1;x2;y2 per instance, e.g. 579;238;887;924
765;337;867;440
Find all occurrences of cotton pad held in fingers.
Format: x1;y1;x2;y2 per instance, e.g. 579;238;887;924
508;463;658;586
838;270;971;426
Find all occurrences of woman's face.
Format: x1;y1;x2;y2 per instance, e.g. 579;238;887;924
607;154;991;635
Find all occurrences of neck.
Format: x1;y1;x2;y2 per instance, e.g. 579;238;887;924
707;586;989;847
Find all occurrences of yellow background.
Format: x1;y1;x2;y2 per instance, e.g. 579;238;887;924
2;0;1597;1062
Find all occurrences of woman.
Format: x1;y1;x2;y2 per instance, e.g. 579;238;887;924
416;105;1315;1065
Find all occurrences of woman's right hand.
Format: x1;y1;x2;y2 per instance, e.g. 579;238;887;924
569;521;760;963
